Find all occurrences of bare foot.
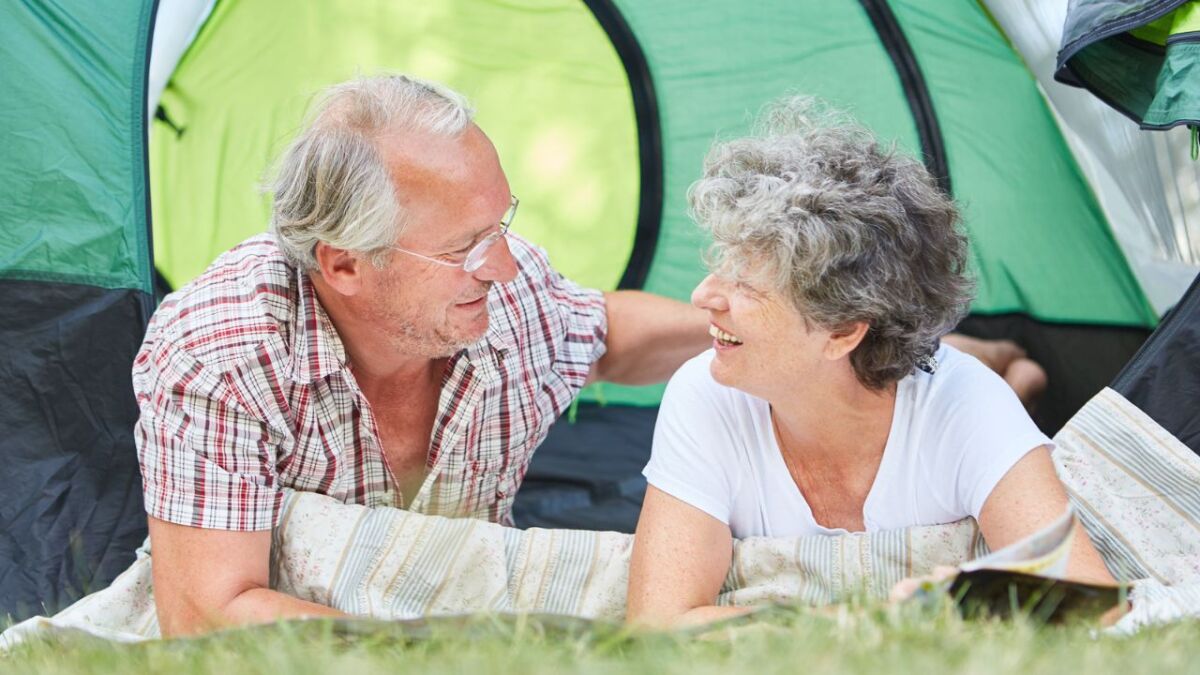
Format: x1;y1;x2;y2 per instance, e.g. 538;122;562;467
889;565;960;603
942;334;1045;409
942;334;1026;373
1004;357;1048;411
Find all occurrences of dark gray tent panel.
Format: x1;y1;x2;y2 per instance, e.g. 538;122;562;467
0;2;158;620
1113;272;1200;455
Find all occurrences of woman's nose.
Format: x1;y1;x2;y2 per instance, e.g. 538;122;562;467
691;274;728;312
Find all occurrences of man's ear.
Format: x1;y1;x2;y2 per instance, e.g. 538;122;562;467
313;242;366;296
824;321;869;361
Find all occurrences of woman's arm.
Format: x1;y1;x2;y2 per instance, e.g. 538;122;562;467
978;445;1114;584
626;486;750;628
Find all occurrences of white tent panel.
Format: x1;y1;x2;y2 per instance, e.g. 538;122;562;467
148;0;216;119
984;0;1200;316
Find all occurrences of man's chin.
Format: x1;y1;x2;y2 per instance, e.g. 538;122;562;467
441;314;489;354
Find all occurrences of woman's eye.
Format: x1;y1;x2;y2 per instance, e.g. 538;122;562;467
735;280;767;299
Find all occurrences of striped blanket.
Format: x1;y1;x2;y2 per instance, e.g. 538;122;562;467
3;388;1199;645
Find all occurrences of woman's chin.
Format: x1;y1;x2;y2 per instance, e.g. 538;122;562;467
708;353;742;389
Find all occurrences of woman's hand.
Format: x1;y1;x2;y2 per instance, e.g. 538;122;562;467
888;565;959;603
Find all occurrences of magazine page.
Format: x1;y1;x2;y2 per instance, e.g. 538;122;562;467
959;509;1076;579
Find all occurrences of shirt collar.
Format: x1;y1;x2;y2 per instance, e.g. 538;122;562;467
460;291;515;368
287;268;350;383
288;272;514;382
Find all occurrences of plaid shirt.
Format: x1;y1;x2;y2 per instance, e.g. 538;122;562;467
133;234;607;530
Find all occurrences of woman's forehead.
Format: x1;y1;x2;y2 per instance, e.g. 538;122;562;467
708;245;778;283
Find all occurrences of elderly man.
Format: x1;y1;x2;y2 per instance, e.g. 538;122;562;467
134;74;710;636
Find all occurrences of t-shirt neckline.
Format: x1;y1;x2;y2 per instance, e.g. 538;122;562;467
764;375;912;536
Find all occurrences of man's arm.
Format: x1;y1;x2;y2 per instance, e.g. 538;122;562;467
589;291;710;386
941;333;1047;407
149;516;344;637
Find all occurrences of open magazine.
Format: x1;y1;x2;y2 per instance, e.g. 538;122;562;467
926;509;1124;622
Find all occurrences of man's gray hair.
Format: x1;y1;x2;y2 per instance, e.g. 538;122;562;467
268;74;475;271
689;97;974;389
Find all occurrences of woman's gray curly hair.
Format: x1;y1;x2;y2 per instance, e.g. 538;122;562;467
689;97;974;389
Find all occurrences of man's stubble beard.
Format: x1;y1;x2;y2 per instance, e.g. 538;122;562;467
380;281;495;359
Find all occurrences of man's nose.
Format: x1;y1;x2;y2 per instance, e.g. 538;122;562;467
472;236;518;284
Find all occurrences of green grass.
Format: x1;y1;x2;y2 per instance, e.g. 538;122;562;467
3;603;1199;675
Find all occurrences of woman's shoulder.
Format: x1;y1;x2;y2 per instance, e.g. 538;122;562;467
913;342;1013;405
901;342;1046;455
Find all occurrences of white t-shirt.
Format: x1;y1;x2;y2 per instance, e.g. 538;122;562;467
643;344;1052;538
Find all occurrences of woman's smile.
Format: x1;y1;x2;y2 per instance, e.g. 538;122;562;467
709;323;743;350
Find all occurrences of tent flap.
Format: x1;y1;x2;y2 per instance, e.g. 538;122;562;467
1113;272;1200;454
1056;0;1200;131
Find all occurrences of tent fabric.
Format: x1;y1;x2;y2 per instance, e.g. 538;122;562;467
150;0;642;294
0;2;155;293
1112;270;1200;454
984;0;1200;317
146;0;215;120
1056;0;1200;131
618;0;1154;321
578;0;1160;406
0;282;151;622
0;1;158;622
7;384;1200;645
512;404;656;532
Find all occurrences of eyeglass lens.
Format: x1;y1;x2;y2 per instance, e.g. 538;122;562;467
463;232;502;273
462;197;516;273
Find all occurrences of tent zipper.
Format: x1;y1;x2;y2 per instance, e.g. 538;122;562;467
583;0;665;291
858;0;952;196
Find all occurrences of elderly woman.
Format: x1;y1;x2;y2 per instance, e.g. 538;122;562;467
626;100;1114;627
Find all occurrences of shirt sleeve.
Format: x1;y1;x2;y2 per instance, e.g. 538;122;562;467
133;341;283;531
642;354;739;524
507;235;608;393
922;353;1054;520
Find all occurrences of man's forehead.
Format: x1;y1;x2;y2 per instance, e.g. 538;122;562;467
379;125;486;189
379;126;510;245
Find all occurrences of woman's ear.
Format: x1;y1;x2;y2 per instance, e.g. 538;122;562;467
313;242;366;296
823;321;869;361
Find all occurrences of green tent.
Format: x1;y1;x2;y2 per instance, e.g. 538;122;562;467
0;0;1179;621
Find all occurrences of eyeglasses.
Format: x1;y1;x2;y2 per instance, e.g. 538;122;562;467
390;195;519;273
